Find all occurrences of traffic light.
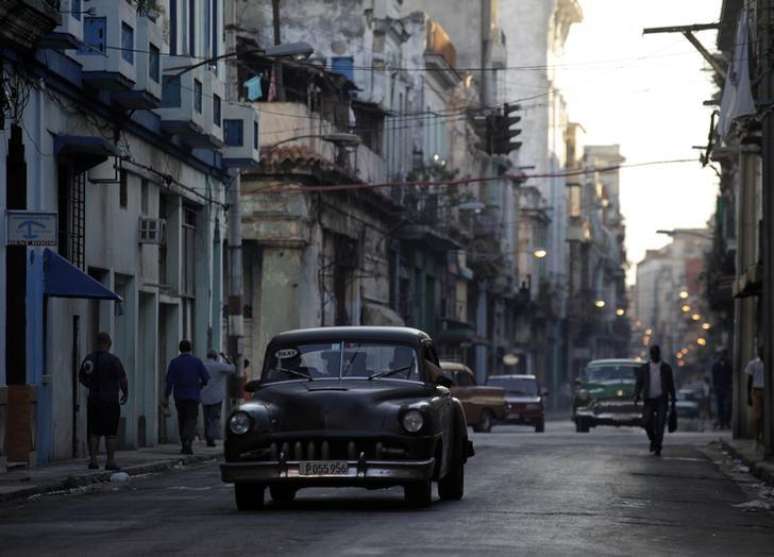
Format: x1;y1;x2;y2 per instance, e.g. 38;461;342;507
471;113;497;154
492;103;522;155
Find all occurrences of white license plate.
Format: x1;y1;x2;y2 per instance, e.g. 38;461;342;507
298;461;350;476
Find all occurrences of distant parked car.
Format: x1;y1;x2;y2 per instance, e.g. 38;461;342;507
220;326;474;510
486;374;546;432
440;361;507;433
675;389;700;419
573;359;641;432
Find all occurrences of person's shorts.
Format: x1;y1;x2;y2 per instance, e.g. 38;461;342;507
87;399;121;437
752;388;764;422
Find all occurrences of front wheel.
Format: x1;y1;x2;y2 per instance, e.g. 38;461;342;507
234;483;265;511
473;410;493;433
404;480;432;508
437;450;464;501
575;419;590;433
534;419;545;433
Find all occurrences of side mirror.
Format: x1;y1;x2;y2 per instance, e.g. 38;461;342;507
434;374;454;389
574;378;583;387
244;379;261;393
541;388;550;397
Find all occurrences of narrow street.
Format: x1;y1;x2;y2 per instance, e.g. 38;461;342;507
1;422;771;557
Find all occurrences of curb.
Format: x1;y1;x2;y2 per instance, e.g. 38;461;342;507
0;453;219;504
719;438;774;486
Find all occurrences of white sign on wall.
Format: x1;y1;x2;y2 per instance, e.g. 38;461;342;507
6;211;58;247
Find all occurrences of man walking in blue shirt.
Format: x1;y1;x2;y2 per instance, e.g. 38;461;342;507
164;340;209;455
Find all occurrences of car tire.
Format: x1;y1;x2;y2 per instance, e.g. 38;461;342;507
534;419;545;433
269;485;296;504
404;480;433;508
234;483;265;511
473;410;493;433
437;449;464;501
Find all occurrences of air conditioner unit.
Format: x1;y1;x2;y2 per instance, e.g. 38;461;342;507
222;103;261;168
156;56;208;144
139;217;167;244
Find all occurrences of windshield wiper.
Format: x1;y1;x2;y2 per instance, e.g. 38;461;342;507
273;368;314;381
367;365;413;380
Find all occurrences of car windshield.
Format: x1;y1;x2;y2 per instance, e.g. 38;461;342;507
487;376;538;396
262;341;421;383
585;365;637;383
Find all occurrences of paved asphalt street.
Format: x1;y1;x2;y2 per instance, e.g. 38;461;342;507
1;421;772;557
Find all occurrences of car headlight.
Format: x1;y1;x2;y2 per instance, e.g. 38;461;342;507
229;412;251;435
526;403;540;410
402;409;424;433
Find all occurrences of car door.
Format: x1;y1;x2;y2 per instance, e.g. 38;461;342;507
422;342;454;473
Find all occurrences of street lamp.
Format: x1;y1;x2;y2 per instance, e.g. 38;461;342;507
167;41;315;75
533;248;548;259
679;290;689;299
594;299;606;309
616;308;625;317
696;338;707;346
657;229;713;241
681;304;691;313
702;322;711;330
691;313;701;321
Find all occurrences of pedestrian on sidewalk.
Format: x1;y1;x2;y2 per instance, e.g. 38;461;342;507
712;349;733;429
201;351;237;447
634;345;676;457
164;340;209;455
745;345;765;446
78;332;128;471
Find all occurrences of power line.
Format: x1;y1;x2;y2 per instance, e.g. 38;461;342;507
257;158;699;195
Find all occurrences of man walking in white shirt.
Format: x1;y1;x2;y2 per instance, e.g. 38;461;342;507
745;345;765;446
201;351;237;447
634;345;677;456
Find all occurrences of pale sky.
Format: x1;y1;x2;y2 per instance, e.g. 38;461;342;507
557;0;722;283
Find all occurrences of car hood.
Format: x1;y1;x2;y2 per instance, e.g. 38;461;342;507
504;395;542;405
583;380;635;400
240;379;436;433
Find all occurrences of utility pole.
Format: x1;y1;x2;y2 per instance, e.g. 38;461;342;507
224;0;244;415
272;0;286;102
760;0;774;456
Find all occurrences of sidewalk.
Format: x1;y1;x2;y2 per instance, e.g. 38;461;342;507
0;442;221;504
720;437;774;486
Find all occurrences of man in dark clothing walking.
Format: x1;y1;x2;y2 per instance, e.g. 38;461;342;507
79;332;128;470
164;340;209;455
634;345;676;457
712;349;733;429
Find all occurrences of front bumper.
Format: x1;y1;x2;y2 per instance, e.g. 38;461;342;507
575;410;642;427
221;457;436;486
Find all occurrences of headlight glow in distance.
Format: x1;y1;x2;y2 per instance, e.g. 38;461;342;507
229;412;251;435
402;409;424;433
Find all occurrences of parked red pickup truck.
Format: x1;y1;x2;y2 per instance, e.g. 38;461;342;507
440;361;507;433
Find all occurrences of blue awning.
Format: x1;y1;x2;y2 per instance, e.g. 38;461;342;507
43;249;122;301
54;135;117;174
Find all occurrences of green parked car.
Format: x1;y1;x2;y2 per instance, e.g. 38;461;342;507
572;359;643;433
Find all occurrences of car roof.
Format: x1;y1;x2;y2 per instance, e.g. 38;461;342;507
487;374;537;381
440;361;473;374
269;326;431;345
586;359;643;367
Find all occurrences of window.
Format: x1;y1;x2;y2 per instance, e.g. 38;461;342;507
194;79;203;113
82;17;106;55
211;0;219;69
119;170;128;209
253;120;259;150
149;44;160;83
182;207;197;296
121;22;134;64
161;76;181;107
188;0;196;56
213;94;221;127
141;179;149;215
331;57;354;81
170;0;177;55
223;119;243;146
72;0;81;21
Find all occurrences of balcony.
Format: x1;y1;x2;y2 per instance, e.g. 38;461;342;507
155;56;208;145
42;0;82;50
0;0;61;49
222;103;261;168
202;67;225;148
113;14;163;109
73;0;137;91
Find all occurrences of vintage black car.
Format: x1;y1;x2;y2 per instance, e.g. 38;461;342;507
220;326;474;510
